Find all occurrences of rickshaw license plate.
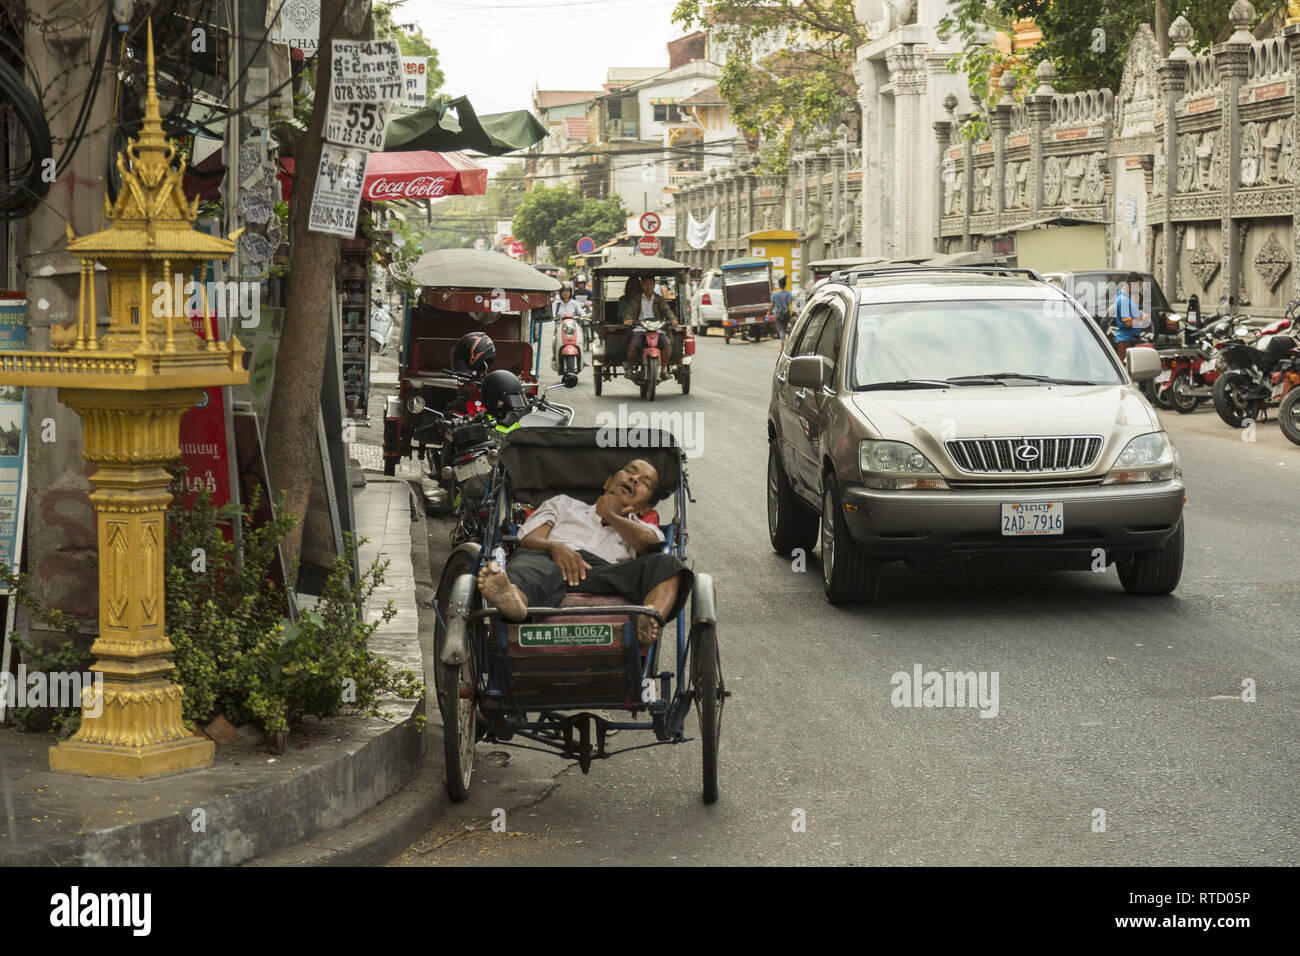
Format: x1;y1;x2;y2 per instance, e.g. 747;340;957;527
1000;501;1064;535
518;623;615;647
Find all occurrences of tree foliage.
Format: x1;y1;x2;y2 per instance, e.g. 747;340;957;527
942;0;1248;113
672;0;863;164
374;0;446;103
512;184;627;261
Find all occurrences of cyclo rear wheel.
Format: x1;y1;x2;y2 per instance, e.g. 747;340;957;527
693;622;722;804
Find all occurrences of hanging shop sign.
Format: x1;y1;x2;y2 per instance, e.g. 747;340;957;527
401;57;428;108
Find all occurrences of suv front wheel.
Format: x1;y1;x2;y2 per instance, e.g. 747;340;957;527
1115;519;1184;595
820;478;882;604
767;443;818;555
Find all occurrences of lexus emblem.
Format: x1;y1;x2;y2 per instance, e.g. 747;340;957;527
1014;443;1039;462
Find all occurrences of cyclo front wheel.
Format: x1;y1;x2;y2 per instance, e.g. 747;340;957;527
693;621;722;804
434;546;481;801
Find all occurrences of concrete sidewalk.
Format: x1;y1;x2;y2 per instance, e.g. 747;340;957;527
0;480;432;867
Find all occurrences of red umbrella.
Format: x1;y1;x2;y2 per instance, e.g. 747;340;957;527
362;150;488;201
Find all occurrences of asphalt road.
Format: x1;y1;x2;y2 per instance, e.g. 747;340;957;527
392;327;1299;866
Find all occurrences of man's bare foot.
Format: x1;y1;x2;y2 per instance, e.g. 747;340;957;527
636;614;660;647
477;565;528;622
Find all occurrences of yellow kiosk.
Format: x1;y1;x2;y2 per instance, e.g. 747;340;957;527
744;230;798;286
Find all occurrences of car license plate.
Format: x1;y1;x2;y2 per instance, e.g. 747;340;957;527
518;623;615;647
1156;369;1172;384
1000;501;1064;536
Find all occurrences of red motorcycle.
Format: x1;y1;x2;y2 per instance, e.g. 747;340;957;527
551;310;584;377
1156;312;1235;413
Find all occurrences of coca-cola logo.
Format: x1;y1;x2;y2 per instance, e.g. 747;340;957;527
365;175;449;199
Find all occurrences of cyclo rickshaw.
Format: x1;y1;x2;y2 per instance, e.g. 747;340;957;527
433;425;725;802
384;248;559;476
719;255;779;343
590;255;695;401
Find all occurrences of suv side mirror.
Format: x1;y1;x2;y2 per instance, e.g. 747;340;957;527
1125;345;1162;382
788;355;829;389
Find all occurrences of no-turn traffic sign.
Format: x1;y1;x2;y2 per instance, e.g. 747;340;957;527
638;235;661;256
639;212;661;235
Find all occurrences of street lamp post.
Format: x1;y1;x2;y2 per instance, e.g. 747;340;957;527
0;22;248;779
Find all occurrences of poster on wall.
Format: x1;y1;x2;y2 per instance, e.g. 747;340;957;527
176;313;235;542
0;295;31;723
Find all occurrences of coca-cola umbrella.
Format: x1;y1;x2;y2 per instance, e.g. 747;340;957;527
361;150;488;202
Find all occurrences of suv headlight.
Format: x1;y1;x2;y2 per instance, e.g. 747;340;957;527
1103;431;1180;484
859;440;949;490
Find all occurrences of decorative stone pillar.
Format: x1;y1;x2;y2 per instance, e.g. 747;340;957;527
1027;60;1057;224
887;44;928;255
1160;18;1192;303
1216;1;1254;306
992;71;1016;234
854;54;877;259
934;99;955;252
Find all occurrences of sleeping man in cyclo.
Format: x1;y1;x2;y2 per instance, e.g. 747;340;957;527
476;458;692;646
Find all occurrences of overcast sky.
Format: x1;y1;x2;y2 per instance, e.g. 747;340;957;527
401;0;689;115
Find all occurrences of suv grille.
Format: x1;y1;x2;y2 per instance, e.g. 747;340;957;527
945;436;1103;474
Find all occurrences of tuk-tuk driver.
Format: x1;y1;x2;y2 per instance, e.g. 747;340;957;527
620;276;677;376
476;458;692;646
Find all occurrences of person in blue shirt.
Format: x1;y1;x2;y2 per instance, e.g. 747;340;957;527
1113;273;1148;361
771;275;793;341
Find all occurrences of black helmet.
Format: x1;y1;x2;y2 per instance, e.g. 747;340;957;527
480;369;529;425
452;332;495;378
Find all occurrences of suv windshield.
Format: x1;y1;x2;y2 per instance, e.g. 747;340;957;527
850;298;1123;389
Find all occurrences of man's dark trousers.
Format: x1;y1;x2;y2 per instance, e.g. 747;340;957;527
506;549;692;619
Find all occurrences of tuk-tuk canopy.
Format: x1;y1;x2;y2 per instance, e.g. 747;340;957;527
412;248;562;292
720;255;771;270
593;255;688;275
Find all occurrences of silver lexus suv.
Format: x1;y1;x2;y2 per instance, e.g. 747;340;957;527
766;266;1186;604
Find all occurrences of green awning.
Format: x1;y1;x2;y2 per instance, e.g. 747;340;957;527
384;95;548;156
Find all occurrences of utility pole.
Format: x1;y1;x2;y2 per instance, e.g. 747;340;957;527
17;0;119;640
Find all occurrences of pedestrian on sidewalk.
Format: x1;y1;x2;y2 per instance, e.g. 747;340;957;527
771;276;793;341
1114;272;1148;362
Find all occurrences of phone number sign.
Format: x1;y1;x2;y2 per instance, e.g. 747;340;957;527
308;143;368;237
325;100;392;151
329;40;402;100
325;40;401;151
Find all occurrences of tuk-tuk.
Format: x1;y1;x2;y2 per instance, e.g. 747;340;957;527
590;255;695;401
808;256;889;286
719;255;778;343
384;249;559;475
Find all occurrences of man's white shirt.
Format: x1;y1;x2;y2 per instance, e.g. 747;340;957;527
519;494;664;563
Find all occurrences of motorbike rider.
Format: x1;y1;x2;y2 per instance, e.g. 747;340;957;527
620;275;677;377
572;276;594;306
1114;273;1150;361
553;285;581;319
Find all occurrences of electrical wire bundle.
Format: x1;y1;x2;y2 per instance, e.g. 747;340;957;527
0;43;53;220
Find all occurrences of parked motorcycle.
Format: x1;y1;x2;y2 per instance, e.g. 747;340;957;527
410;372;577;543
1211;302;1300;428
1279;386;1300;446
1156;310;1236;413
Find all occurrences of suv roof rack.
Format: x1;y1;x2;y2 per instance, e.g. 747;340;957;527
829;265;1046;283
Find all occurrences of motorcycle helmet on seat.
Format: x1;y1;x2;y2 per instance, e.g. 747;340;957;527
452;332;496;378
480;369;530;426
